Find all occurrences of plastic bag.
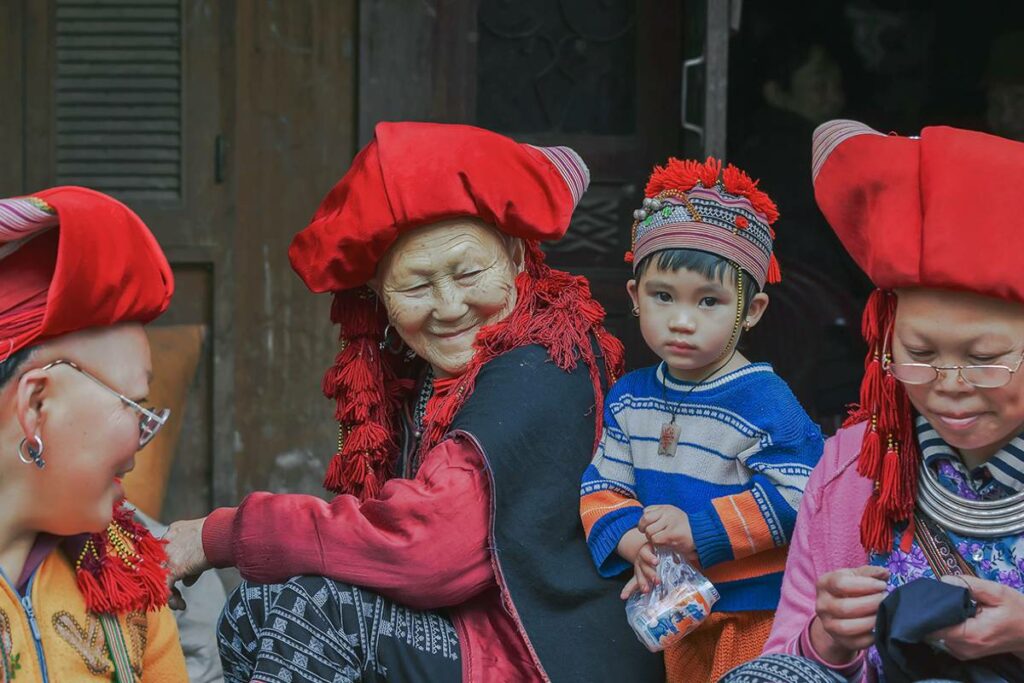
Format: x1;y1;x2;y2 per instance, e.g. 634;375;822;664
625;548;720;652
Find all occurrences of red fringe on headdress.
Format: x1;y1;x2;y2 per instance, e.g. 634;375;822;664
320;244;624;500
75;501;170;614
644;157;780;226
319;288;412;498
843;289;919;553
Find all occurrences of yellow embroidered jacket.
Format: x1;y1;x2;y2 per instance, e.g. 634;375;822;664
0;546;186;682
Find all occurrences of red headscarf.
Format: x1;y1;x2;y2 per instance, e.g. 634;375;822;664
290;122;623;499
0;186;174;614
0;186;173;359
813;120;1024;552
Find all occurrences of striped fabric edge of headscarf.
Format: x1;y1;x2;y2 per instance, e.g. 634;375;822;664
529;144;591;208
0;196;59;263
811;119;886;183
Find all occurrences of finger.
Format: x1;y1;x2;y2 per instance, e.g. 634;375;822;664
168;587;186;611
818;591;888;620
647;530;683;547
849;565;891;581
821;572;889;597
940;575;1004;606
621;576;638;600
640;562;659;585
821;614;878;643
637;545;659;566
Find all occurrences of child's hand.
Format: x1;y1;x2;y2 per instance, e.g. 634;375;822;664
621;542;659;599
639;504;699;566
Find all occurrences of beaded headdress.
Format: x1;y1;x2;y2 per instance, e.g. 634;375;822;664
626;157;781;289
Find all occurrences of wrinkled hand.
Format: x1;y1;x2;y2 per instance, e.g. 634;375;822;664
638;505;698;566
621;542;659;600
162;517;211;610
810;565;890;665
927;575;1024;661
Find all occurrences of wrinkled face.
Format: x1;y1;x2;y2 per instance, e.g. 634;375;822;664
375;219;522;378
628;264;749;381
12;324;153;534
892;288;1024;463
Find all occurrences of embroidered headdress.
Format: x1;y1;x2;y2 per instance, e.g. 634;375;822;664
289;122;623;500
813;119;1024;552
627;157;781;289
0;186;174;613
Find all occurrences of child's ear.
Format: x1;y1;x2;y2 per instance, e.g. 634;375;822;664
626;279;640;309
743;292;770;330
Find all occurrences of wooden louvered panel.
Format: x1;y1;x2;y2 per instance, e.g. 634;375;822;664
54;0;182;202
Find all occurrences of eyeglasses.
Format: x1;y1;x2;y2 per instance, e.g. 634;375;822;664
40;359;169;449
885;351;1024;389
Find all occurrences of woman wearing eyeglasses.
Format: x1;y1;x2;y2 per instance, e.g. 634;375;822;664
721;121;1024;683
0;187;186;682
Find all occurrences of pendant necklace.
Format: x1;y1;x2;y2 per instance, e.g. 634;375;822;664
658;350;737;456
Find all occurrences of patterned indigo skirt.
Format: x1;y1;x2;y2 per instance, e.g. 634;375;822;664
218;576;462;683
719;654;848;683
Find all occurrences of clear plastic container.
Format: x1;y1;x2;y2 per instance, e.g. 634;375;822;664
625;549;720;652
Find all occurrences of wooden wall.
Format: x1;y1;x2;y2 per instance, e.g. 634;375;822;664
0;0;360;517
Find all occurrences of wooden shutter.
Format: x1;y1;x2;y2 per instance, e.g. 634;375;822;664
54;0;182;202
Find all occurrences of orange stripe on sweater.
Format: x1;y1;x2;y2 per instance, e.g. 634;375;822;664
703;546;788;584
711;491;775;559
580;490;642;538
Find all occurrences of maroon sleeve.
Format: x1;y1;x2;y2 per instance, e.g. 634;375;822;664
202;435;495;610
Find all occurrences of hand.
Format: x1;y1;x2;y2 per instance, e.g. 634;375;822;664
927;575;1024;661
621;542;659;599
810;565;890;664
162;517;212;610
638;505;698;565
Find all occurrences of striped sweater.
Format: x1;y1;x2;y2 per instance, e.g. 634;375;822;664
580;362;824;612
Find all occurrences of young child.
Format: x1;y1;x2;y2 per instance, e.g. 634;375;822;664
580;157;825;682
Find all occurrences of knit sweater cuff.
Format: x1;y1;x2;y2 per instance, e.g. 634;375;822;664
689;506;733;569
589;508;643;578
202;506;238;569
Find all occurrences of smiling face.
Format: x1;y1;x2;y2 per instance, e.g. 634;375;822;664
892;288;1024;466
374;218;523;378
627;257;768;381
5;323;153;534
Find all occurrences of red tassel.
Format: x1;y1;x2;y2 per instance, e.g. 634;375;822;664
878;444;902;512
859;492;893;552
76;501;171;614
899;516;916;553
856;419;883;480
623;251;634;264
766;254;782;284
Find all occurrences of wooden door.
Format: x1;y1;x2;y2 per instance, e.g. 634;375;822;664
3;0;234;518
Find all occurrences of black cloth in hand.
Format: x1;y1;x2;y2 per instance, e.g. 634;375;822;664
875;577;1023;683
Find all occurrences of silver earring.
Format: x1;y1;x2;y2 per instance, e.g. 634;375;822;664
379;324;404;354
631;306;640;318
17;435;45;469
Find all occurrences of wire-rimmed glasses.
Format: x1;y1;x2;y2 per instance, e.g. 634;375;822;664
885;351;1024;389
40;359;169;448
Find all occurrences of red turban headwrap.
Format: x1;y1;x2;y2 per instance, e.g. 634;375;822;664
0;186;173;360
288;122;622;500
813;120;1024;551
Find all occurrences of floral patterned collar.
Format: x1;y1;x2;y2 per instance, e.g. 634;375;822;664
915;416;1024;496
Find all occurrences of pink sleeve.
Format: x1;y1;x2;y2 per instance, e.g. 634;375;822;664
202;435;495;611
763;431;867;680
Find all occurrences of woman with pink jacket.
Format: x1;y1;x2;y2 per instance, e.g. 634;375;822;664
723;120;1024;682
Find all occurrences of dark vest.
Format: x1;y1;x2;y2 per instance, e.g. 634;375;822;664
451;345;662;682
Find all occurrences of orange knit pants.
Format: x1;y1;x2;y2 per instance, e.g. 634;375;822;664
665;610;775;683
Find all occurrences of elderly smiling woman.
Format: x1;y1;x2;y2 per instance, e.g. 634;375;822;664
0;187;186;682
165;123;662;682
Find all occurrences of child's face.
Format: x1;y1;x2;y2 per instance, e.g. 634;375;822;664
893;288;1024;463
628;263;767;381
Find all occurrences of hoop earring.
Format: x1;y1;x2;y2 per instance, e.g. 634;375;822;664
631;306;640;318
379;324;404;354
17;435;45;469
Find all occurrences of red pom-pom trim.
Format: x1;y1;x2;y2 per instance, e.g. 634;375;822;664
734;216;749;229
623;251;634;264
